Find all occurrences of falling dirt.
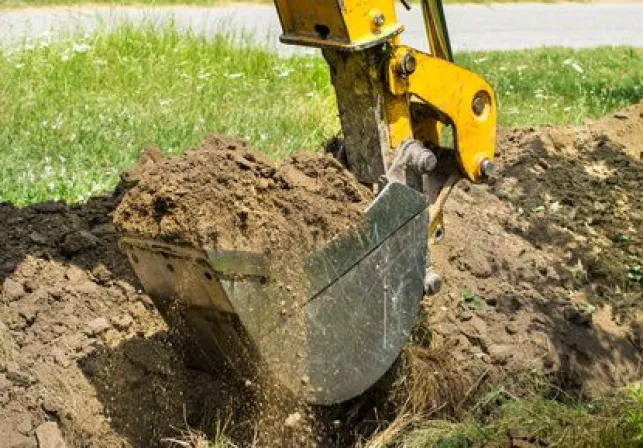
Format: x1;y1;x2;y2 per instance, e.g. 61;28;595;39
1;102;642;448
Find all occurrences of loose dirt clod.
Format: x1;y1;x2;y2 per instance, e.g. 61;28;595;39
1;103;642;448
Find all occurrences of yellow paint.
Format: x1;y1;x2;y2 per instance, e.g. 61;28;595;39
274;0;403;50
387;46;497;182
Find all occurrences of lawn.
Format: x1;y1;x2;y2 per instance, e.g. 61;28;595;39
0;25;640;206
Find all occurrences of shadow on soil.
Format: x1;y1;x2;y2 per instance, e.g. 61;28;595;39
487;130;642;395
0;185;388;447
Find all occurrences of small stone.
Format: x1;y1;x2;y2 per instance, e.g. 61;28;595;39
284;412;302;428
459;310;473;321
47;288;64;301
42;396;64;415
111;314;134;331
16;415;33;435
61;230;99;256
505;323;519;335
488;344;514;365
3;278;25;301
29;232;49;245
613;112;628;120
35;421;67;448
90;264;112;285
85;317;111;337
64;266;86;284
6;363;34;387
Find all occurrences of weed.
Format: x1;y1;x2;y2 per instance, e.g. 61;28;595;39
628;264;642;283
461;288;482;311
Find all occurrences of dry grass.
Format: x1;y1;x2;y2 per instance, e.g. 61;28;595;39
363;343;478;448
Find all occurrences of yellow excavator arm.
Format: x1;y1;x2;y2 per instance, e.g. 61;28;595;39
274;0;496;244
119;0;497;406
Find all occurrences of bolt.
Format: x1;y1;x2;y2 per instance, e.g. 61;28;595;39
373;13;386;27
433;226;445;243
480;158;496;177
424;269;442;295
472;94;486;116
399;51;417;76
417;150;437;173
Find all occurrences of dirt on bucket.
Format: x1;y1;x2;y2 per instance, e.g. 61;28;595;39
1;102;642;448
113;135;374;254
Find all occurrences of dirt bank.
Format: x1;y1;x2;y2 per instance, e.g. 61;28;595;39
1;103;641;448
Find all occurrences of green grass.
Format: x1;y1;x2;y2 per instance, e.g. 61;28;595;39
0;25;641;205
392;385;643;448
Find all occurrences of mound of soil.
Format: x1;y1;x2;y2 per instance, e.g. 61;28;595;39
113;135;373;255
1;102;641;448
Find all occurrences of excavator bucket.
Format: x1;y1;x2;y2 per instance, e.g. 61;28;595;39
120;182;428;405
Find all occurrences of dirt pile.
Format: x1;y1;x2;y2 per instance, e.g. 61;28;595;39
1;103;641;448
113;135;373;254
423;102;642;403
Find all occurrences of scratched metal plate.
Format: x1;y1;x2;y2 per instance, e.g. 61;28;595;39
120;182;429;404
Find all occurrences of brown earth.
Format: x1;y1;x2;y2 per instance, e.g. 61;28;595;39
113;134;373;253
1;102;642;448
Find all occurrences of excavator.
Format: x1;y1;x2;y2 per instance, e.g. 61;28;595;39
120;0;496;405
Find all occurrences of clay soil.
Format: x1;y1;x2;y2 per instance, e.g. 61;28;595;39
1;102;642;448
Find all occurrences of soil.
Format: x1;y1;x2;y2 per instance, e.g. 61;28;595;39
113;135;373;253
1;102;642;448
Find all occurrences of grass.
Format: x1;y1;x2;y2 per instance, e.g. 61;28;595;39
0;25;641;206
391;384;643;448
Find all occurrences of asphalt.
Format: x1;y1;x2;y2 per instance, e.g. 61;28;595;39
1;3;642;52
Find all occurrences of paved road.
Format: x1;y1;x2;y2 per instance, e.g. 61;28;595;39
1;3;642;52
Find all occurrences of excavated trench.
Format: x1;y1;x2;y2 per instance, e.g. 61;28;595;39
1;103;641;447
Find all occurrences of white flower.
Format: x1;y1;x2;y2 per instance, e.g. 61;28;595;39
73;43;90;53
197;72;211;80
563;58;584;74
60;49;72;62
226;73;244;79
278;69;292;78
